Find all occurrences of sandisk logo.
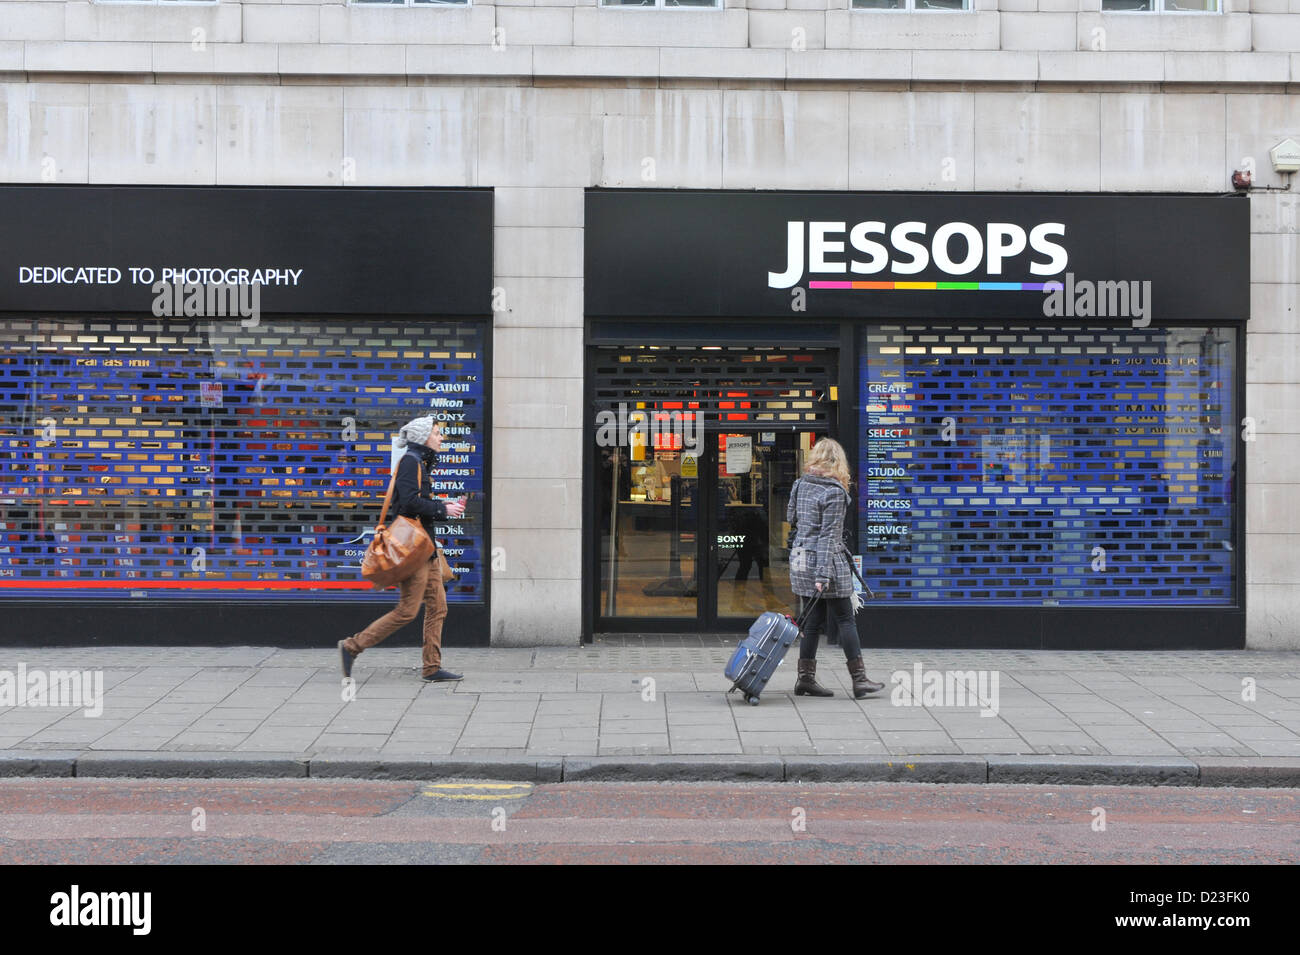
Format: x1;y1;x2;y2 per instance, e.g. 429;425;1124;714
768;220;1069;288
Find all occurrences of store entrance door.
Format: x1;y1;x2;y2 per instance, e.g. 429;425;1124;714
595;429;825;629
707;430;824;625
591;342;837;632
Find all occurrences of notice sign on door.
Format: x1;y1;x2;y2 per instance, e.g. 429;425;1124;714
724;436;752;474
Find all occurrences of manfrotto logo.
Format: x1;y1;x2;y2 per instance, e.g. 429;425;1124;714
0;665;103;718
49;886;151;935
890;664;1000;718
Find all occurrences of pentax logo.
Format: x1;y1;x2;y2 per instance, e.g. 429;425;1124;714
50;886;151;935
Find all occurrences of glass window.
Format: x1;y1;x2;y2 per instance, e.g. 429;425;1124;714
851;0;971;9
0;317;487;605
1101;0;1219;9
858;325;1237;607
601;0;721;8
351;0;472;6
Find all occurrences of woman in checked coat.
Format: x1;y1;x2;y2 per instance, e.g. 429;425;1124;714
786;437;885;699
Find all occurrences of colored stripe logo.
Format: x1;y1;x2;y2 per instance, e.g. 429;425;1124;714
809;281;1052;291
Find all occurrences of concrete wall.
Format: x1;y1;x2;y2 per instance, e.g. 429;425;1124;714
0;2;1295;82
1;2;1297;647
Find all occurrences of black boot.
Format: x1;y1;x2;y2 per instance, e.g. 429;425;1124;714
847;657;884;699
794;659;833;697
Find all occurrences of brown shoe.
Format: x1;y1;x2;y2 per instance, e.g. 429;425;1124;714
794;659;833;698
847;657;884;699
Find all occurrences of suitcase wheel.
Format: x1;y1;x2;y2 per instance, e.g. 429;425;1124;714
746;694;760;706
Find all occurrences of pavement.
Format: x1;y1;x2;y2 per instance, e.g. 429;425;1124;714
2;639;1300;786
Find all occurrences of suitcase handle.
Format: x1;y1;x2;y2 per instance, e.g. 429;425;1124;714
793;590;823;631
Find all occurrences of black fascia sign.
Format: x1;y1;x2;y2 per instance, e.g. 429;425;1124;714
0;185;494;315
584;190;1249;324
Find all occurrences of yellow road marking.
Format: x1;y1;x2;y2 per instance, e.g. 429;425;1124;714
420;782;534;800
422;792;531;801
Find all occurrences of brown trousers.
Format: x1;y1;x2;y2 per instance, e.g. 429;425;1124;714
344;555;446;676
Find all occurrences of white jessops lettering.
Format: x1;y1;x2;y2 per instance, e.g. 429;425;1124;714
767;220;1071;287
808;222;846;274
889;222;929;275
1028;223;1068;275
768;221;805;289
848;222;888;275
931;222;983;275
986;223;1027;275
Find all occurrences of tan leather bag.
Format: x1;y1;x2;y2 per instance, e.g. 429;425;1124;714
361;460;435;590
436;547;455;584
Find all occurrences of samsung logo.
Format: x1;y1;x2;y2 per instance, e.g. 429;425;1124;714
768;220;1068;288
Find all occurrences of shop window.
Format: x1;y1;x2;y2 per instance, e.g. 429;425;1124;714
1100;0;1219;9
858;325;1237;607
852;0;971;10
0;318;486;605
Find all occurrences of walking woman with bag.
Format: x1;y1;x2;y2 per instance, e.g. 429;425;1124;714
340;415;467;683
786;437;886;699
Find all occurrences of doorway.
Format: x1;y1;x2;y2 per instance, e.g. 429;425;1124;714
590;343;836;632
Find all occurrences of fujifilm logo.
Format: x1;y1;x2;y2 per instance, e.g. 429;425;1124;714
768;220;1068;287
50;886;151;936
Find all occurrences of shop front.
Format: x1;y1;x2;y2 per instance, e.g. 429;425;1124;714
584;189;1249;649
0;185;493;647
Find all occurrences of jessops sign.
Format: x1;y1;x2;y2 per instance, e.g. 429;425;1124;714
0;185;493;315
585;191;1249;323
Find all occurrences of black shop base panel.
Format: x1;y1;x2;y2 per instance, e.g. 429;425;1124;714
0;601;491;648
854;606;1245;650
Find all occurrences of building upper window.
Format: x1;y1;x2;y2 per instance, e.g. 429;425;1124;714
851;0;971;9
600;0;721;7
1101;0;1219;9
350;0;471;6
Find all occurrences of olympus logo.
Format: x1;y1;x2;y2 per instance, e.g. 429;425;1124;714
768;220;1069;288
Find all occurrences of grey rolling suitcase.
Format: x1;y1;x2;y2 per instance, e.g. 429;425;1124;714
724;593;821;705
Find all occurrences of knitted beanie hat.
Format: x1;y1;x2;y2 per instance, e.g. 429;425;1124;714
396;415;435;449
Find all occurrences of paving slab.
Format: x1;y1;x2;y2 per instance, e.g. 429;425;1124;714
0;645;1296;785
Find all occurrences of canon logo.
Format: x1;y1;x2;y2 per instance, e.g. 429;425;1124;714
767;220;1069;288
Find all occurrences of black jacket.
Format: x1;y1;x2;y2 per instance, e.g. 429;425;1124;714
393;445;448;542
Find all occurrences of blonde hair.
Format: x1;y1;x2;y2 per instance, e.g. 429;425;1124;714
803;437;851;492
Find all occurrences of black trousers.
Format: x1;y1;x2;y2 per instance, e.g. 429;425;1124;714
797;594;861;662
